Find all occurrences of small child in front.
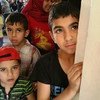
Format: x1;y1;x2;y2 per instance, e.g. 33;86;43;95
0;47;35;100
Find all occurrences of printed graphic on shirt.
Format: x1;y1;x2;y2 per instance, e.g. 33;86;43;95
50;85;65;99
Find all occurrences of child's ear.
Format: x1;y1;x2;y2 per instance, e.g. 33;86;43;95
49;31;56;43
25;30;30;37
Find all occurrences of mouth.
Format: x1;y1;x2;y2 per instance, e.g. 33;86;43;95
66;44;76;48
11;39;17;43
7;79;14;83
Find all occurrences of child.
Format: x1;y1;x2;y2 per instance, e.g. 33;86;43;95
0;47;35;100
0;0;11;14
4;12;41;79
29;1;82;99
21;0;62;55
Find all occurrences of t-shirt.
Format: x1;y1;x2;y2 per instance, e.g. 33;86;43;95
0;77;33;100
29;50;69;99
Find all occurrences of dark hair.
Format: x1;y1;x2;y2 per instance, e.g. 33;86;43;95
5;12;28;30
48;0;81;28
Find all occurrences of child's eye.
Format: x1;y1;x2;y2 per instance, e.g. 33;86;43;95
16;29;24;33
54;28;63;34
12;65;19;70
0;68;6;72
16;29;21;32
6;28;12;32
71;25;78;30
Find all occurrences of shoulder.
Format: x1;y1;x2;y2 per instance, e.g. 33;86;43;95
36;50;58;65
16;77;33;90
17;77;31;85
15;77;33;96
20;40;33;54
25;40;40;53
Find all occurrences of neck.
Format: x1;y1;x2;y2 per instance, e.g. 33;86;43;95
13;39;26;51
1;83;12;94
5;87;11;94
58;49;75;62
58;49;75;73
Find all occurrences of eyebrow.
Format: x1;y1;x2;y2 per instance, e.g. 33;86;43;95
12;64;20;67
0;64;20;69
53;26;62;30
69;22;78;27
53;22;78;30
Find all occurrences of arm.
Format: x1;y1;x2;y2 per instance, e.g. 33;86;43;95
37;82;77;100
54;62;82;100
25;80;36;100
37;82;50;100
36;62;82;100
27;93;36;100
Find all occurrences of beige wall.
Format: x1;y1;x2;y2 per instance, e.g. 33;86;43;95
75;0;100;99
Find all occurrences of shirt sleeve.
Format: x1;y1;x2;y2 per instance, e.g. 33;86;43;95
29;57;51;84
24;81;33;96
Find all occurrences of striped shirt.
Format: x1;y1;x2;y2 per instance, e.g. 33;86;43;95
0;77;33;100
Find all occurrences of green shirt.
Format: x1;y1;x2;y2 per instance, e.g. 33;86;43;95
0;77;33;100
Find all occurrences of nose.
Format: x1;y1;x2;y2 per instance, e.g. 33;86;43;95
7;70;13;77
64;31;72;41
12;31;16;37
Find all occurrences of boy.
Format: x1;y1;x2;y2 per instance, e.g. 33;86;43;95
0;47;35;100
29;1;82;100
4;12;41;78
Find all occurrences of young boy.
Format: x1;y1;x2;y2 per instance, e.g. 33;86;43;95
29;1;82;100
4;12;41;78
0;47;35;100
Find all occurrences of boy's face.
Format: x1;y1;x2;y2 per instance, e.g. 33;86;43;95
0;60;20;88
51;15;78;55
43;0;61;12
6;22;29;47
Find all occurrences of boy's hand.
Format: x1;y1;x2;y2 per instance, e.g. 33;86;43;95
67;62;83;94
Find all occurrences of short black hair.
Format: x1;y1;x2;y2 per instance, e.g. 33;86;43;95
5;12;28;30
48;0;81;28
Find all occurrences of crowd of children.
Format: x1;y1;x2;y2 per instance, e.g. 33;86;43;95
0;0;82;99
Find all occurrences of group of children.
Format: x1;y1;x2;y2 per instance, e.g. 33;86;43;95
0;0;82;99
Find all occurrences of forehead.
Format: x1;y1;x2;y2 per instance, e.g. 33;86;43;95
0;60;19;67
6;22;24;28
52;15;78;28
